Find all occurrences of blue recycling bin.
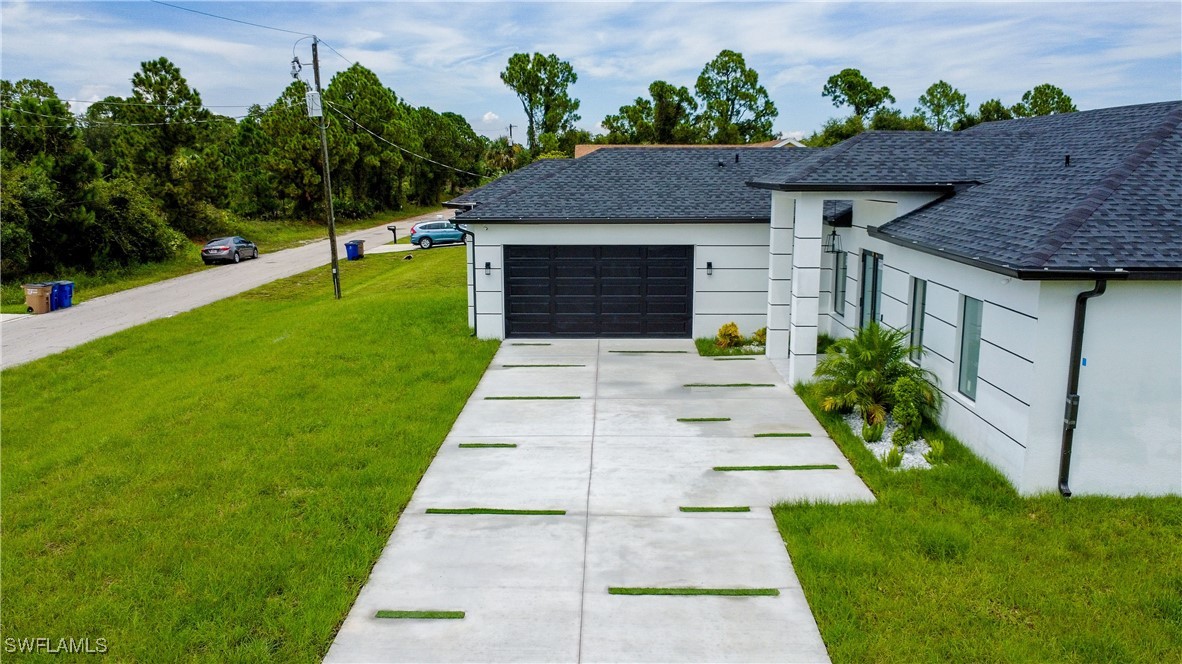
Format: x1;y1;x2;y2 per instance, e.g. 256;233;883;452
49;281;75;310
344;240;363;261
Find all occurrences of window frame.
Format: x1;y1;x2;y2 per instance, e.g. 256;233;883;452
909;278;927;363
833;251;847;316
958;295;984;400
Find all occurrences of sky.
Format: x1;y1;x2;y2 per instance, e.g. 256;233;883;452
2;1;1179;141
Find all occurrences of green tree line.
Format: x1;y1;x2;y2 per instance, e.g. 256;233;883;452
2;57;487;276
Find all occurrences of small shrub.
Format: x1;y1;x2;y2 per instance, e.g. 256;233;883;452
862;421;885;442
891;426;912;448
816;333;837;355
924;438;946;464
752;327;767;345
885;445;903;468
716;322;742;349
892;377;923;444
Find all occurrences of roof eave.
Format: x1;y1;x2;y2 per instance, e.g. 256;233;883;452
868;226;1182;281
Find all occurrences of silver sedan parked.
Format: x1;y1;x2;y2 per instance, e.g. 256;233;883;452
202;237;259;265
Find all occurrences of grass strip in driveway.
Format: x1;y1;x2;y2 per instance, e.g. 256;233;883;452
482;392;579;396
677;417;731;422
684;383;776;388
679;506;751;513
425;508;566;516
375;610;465;620
608;350;688;354
714;465;840;472
0;249;498;661
713;357;757;361
754;432;812;438
501;364;586;368
510;342;551;346
609;587;780;597
457;443;517;449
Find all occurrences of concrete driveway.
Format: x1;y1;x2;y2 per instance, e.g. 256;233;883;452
325;340;873;663
0;210;451;370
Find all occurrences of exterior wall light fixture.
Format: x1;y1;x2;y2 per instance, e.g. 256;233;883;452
484;261;491;275
823;230;843;254
706;261;713;276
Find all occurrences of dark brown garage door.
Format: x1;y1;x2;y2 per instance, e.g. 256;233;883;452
503;245;693;338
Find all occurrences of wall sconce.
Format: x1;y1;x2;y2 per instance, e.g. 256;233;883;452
706;261;713;276
823;230;843;254
484;261;491;275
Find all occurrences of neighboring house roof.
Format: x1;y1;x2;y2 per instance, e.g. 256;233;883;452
444;160;570;210
573;140;800;159
750;101;1182;279
451;147;818;222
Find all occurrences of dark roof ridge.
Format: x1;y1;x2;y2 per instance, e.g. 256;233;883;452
776;131;873;184
1026;105;1182;267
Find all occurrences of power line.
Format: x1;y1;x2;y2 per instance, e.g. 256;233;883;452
149;1;311;37
317;39;353;67
323;100;483;178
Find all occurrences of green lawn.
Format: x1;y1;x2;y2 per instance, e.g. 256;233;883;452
0;247;498;661
776;383;1182;663
0;206;435;313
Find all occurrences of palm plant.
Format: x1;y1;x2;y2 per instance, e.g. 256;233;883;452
813;323;941;425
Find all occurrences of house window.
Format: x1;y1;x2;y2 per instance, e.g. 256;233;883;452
959;296;983;399
859;251;883;328
909;278;927;362
833;252;847;316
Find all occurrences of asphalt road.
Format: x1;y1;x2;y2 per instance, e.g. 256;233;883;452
0;210;453;370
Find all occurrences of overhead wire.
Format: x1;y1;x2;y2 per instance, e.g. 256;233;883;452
149;1;311;37
323;99;483;178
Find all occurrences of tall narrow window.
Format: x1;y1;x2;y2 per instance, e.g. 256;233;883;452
959;296;983;399
909;278;927;362
859;251;883;328
833;252;847;316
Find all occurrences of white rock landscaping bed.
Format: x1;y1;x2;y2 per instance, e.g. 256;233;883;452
843;412;933;470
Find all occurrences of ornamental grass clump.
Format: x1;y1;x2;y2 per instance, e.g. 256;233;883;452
862;421;885;442
813;323;941;426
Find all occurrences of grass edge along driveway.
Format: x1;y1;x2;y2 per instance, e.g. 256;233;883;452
0;248;498;661
775;383;1182;663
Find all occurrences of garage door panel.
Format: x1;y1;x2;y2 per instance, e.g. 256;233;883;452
601;282;643;297
647;264;691;279
646;300;691;315
601;264;643;278
554;281;597;296
507;264;551;279
505;246;551;260
504;245;692;338
506;282;550;297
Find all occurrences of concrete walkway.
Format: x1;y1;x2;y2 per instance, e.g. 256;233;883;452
325;340;873;663
0;210;452;370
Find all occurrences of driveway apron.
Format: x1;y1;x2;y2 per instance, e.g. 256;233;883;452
325;339;873;663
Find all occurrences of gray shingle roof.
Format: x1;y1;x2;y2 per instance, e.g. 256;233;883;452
444;160;572;209
451;148;818;222
753;101;1182;278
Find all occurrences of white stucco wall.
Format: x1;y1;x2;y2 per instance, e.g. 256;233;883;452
1024;281;1182;496
464;222;770;340
810;203;1181;496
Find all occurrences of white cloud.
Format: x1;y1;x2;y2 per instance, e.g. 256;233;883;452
482;111;500;123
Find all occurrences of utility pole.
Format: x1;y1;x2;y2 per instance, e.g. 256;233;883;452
507;123;516;145
311;37;342;299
